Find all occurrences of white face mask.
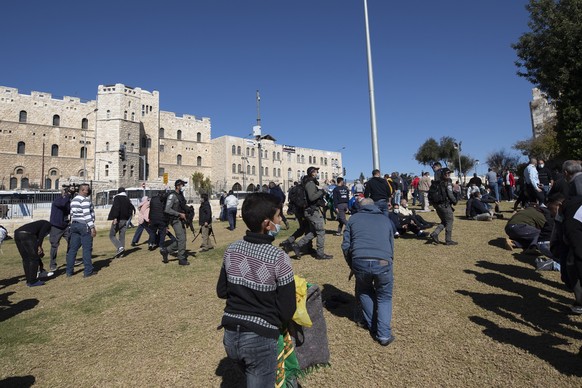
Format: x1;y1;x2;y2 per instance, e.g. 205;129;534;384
267;221;281;237
539;164;544;168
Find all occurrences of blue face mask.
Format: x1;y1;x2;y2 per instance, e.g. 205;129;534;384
268;221;281;237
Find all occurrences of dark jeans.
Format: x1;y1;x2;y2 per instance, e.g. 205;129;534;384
227;207;237;230
336;203;348;231
15;231;42;284
505;223;540;248
352;258;394;342
223;327;278;387
131;222;154;245
66;222;94;276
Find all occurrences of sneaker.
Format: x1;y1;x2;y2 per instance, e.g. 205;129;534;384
504;238;514;251
131;242;137;247
115;247;125;258
378;335;396;346
83;272;98;278
315;253;333;260
536;259;555;271
27;280;45;287
334;232;342;237
38;270;55;278
74;260;83;266
178;260;190;266
417;231;428;238
50;265;57;272
161;249;169;263
394;232;400;238
429;233;441;245
445;240;459;246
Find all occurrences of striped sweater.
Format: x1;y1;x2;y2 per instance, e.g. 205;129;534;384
70;194;95;229
217;231;296;339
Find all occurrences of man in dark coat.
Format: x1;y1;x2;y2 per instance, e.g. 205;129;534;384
107;187;136;257
198;193;214;252
15;220;52;287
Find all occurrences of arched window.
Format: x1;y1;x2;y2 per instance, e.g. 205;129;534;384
44;178;51;189
106;110;111;118
15;168;24;175
79;170;85;178
51;144;59;157
50;169;57;176
106;142;110;151
131;112;135;121
251;148;255;157
19;110;27;123
277;152;280;160
105;165;109;177
124;111;128;120
177;154;182;165
159;128;165;138
197;132;202;142
233;183;242;191
237;146;241;155
52;115;60;126
197;156;202;166
81;118;88;129
177;130;182;140
265;167;269;176
246;147;250;156
252;166;256;175
288;168;292;179
21;177;29;189
232;145;236;155
273;151;276;160
232;164;236;173
247;165;251;174
238;164;242;173
301;155;305;163
9;177;17;189
80;147;86;158
17;141;25;154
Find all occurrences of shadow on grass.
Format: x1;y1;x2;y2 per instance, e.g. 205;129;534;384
0;274;24;290
458;263;582;376
215;357;245;388
321;283;357;323
0;375;36;387
0;292;39;323
488;237;511;250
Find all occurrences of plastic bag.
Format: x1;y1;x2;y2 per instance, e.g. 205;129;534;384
292;275;312;327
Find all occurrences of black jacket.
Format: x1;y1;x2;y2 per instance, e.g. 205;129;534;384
107;193;135;221
149;194;169;225
364;177;391;201
199;200;212;225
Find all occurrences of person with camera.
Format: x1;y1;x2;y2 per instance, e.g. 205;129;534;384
290;166;333;260
162;179;190;265
48;186;73;271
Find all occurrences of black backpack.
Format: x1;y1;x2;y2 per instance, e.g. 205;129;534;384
288;184;308;210
427;180;447;205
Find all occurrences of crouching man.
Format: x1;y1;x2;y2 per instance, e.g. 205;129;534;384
342;197;396;346
217;193;296;386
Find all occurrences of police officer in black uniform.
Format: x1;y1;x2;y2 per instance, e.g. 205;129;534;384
332;177;350;236
163;179;190;265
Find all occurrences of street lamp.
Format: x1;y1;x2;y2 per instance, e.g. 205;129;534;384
475;159;480;176
138;155;147;195
253;90;276;191
454;141;463;184
363;0;380;170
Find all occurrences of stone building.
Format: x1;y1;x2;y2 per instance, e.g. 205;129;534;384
0;83;211;191
212;136;343;193
0;83;342;193
529;88;556;138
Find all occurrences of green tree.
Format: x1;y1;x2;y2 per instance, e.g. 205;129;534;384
414;136;459;168
191;172;213;195
485;150;521;172
513;0;582;158
359;172;365;183
513;122;560;160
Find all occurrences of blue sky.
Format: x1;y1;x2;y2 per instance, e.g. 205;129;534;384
1;0;533;180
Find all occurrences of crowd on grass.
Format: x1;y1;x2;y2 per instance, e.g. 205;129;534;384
9;158;582;386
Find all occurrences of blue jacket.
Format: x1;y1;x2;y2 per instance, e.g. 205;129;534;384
50;194;71;229
341;204;394;267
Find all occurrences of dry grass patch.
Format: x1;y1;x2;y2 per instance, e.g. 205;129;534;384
1;202;582;387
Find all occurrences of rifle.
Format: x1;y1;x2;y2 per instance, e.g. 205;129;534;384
182;205;196;234
192;224;217;244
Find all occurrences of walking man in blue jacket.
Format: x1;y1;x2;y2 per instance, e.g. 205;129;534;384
341;197;396;346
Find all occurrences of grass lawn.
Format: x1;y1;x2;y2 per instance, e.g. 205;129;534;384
1;201;581;387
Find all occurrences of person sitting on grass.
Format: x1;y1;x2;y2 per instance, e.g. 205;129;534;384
535;196;564;271
466;191;503;221
393;198;433;237
504;203;547;253
217;192;296;387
